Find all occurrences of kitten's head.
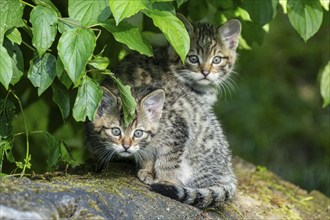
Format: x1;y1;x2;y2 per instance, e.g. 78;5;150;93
90;86;165;167
170;15;241;93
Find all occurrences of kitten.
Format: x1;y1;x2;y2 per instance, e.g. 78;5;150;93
112;15;241;105
85;86;165;171
100;15;241;208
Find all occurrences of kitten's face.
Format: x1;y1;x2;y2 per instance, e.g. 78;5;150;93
91;87;165;165
171;19;241;93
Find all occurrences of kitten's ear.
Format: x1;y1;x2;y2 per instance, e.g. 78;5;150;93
98;86;117;115
141;89;165;123
177;13;193;35
218;19;241;50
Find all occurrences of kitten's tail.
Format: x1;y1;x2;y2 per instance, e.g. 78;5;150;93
150;183;236;209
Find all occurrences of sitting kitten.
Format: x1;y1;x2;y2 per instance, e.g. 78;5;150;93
85;86;165;171
101;16;241;208
112;15;241;105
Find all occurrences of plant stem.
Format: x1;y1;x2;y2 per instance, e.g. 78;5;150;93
19;0;35;8
10;91;30;177
21;41;36;52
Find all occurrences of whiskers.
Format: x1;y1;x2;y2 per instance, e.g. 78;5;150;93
91;142;116;171
217;75;238;100
134;147;154;166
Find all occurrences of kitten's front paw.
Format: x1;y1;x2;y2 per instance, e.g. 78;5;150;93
137;169;154;185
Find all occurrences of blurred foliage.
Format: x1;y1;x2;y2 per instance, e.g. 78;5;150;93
0;0;329;196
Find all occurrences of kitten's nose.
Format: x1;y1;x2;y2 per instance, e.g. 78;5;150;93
201;70;210;77
122;144;130;150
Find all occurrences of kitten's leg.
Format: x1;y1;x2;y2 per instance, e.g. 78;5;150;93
137;160;154;185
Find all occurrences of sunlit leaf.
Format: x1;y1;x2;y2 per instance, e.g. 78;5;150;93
27;53;57;96
72;76;102;122
0;45;13;90
143;9;189;62
30;5;58;57
68;0;111;26
89;56;110;70
0;0;24;44
100;19;153;56
105;73;137;128
5;28;22;45
109;0;147;25
287;0;323;42
320;61;330;108
57;28;96;84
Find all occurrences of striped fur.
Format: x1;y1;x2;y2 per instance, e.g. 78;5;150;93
100;16;241;208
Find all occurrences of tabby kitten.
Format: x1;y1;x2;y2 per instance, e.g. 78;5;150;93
101;16;241;208
85;86;165;171
113;15;241;105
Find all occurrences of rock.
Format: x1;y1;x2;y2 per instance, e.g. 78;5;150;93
0;157;329;219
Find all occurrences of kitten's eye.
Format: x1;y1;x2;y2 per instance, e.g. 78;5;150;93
212;56;222;64
111;127;121;136
133;129;144;138
188;55;199;64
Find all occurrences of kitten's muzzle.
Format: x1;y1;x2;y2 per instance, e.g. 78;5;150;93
122;144;131;150
201;70;210;77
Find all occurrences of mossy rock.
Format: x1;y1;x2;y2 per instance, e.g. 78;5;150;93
0;157;329;219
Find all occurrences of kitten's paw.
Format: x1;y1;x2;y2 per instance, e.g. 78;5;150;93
137;169;154;185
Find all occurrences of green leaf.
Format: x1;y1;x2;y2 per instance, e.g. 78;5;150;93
0;45;13;90
44;132;62;168
3;40;24;86
57;28;96;84
109;0;147;25
52;82;70;120
0;140;15;172
27;53;57;96
244;0;279;26
100;19;153;56
58;18;83;33
0;99;15;139
149;1;175;12
0;0;24;44
68;0;111;26
106;73;137;128
187;0;208;21
176;0;188;8
56;58;72;89
72;76;102;122
320;61;330;108
320;0;329;11
30;5;58;57
33;0;62;16
143;9;189;62
287;0;323;42
89;56;110;70
60;142;75;165
5;28;22;45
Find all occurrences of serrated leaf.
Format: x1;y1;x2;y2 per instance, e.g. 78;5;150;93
320;61;330;108
57;28;96;84
4;39;24;86
0;45;13;90
89;56;110;70
143;9;189;62
106;74;137;128
69;0;111;26
52;82;70;120
287;0;323;42
6;28;22;45
0;99;15;139
109;0;147;25
30;5;58;57
72;76;102;122
0;0;24;44
27;53;57;96
244;0;279;26
100;19;153;56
